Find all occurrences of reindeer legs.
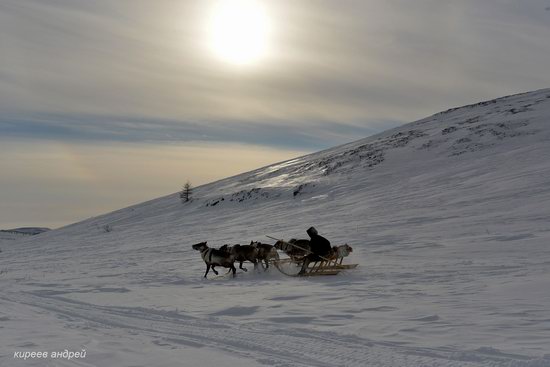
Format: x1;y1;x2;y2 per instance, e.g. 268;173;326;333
204;264;211;278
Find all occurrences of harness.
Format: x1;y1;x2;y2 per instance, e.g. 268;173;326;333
201;248;212;263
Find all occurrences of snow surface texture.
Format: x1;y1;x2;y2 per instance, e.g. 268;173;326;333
2;89;550;366
0;231;29;245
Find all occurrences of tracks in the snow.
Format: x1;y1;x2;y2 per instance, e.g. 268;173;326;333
1;291;540;367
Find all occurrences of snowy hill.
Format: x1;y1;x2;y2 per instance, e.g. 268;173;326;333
0;231;27;246
0;227;50;236
0;228;50;250
2;89;550;366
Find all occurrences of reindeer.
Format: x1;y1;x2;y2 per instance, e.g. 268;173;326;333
219;244;259;272
192;242;236;278
250;241;279;269
327;244;353;263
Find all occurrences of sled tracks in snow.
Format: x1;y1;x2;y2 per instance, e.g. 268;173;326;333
1;291;545;367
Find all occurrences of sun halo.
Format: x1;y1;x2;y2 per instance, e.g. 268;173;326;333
207;0;271;66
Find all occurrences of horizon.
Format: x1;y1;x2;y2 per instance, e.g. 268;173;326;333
2;0;550;228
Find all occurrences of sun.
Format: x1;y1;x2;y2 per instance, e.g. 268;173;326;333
208;0;271;65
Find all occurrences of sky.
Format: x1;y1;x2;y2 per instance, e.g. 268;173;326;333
1;0;550;229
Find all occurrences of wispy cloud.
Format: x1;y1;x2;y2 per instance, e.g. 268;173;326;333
0;113;398;151
2;0;550;128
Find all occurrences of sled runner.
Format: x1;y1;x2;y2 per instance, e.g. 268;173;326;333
267;236;358;277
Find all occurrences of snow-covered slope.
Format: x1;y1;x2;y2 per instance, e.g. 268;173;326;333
2;89;550;367
0;228;50;251
1;228;51;236
0;231;27;246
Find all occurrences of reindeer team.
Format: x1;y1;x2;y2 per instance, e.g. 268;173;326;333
192;238;353;278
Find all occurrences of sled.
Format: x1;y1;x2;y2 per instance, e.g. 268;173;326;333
267;236;358;277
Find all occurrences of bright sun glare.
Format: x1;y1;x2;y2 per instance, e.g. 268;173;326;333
208;0;271;65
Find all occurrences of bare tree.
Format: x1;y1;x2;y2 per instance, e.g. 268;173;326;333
180;181;193;203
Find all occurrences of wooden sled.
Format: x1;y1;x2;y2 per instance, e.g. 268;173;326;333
272;258;358;277
268;237;358;277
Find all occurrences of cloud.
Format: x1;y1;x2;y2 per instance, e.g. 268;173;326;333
2;0;550;127
0;113;398;151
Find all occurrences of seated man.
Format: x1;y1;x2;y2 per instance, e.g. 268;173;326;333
298;226;332;275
